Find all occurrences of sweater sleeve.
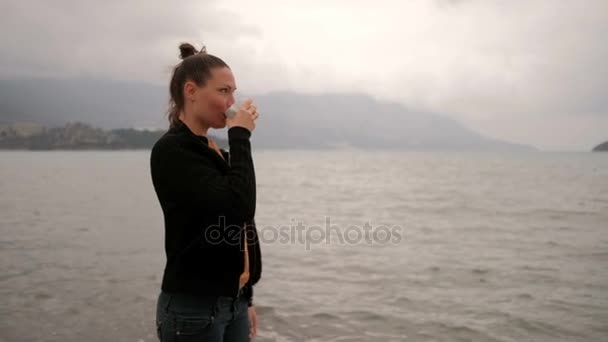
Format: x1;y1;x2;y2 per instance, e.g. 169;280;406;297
151;126;256;224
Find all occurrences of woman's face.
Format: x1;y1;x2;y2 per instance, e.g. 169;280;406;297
186;67;237;130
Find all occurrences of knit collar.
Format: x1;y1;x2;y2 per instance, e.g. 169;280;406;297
171;120;209;146
170;120;229;165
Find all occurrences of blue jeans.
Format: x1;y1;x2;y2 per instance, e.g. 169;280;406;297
156;290;250;342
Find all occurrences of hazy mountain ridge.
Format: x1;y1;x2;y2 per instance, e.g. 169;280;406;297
592;141;608;152
0;78;533;150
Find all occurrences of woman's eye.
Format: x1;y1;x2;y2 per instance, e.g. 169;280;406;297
220;88;228;93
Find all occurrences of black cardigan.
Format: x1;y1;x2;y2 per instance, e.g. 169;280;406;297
150;120;262;306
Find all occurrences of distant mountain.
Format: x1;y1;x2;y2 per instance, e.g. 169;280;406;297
0;78;533;151
0;78;168;129
592;141;608;152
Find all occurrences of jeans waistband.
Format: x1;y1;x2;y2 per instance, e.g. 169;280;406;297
160;288;246;309
159;288;246;318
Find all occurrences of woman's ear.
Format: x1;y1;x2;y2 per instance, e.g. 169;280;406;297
183;81;197;102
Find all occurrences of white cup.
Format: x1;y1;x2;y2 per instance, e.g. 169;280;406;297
226;99;245;119
225;106;238;119
225;99;253;119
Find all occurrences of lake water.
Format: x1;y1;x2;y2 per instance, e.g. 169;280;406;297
1;150;607;342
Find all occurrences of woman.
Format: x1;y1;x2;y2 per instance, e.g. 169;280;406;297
150;43;262;341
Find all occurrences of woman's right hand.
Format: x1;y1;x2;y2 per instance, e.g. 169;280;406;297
226;99;259;133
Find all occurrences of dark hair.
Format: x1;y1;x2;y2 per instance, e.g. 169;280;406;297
167;43;229;128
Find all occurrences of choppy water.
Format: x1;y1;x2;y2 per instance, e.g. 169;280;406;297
1;150;607;342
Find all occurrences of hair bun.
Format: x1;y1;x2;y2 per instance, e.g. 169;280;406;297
179;43;198;59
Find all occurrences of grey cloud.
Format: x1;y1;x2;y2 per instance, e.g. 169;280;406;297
0;0;606;150
0;0;258;80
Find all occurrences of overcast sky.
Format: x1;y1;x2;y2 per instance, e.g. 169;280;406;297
1;0;607;150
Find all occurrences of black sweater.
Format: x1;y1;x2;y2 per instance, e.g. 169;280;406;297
150;120;262;306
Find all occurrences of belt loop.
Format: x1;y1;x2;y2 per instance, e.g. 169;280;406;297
211;295;219;320
231;288;242;315
231;294;237;313
163;293;173;313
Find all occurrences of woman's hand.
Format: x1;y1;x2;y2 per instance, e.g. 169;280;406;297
248;306;258;339
226;99;259;133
